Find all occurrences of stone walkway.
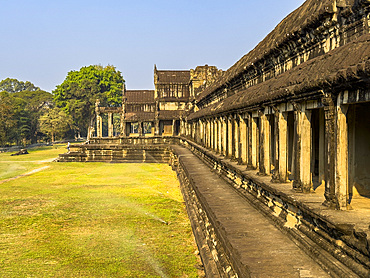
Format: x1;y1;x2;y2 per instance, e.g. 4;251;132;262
172;145;331;278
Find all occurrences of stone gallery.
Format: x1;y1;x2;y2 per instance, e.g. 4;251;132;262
60;0;370;277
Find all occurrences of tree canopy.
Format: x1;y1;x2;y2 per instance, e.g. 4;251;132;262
0;78;40;93
39;107;73;142
53;65;124;137
0;78;54;146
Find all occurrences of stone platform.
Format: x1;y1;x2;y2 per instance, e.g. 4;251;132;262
58;137;178;163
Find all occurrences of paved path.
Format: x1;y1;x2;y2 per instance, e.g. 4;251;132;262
172;145;330;278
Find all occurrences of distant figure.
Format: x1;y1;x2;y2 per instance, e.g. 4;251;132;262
67;142;70;152
11;149;28;156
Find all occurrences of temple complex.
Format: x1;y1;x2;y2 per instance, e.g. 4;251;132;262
60;0;370;276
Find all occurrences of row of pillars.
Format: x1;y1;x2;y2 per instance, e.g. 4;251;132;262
183;93;349;209
96;112;115;138
97;113;178;137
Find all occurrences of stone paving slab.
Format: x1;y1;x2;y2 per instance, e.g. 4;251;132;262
172;145;331;278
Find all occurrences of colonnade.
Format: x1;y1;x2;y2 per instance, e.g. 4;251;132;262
96;112;115;138
182;91;369;210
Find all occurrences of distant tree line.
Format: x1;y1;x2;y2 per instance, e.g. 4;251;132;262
0;65;124;147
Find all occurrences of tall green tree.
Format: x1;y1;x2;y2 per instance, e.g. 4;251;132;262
13;90;53;143
0;92;16;146
0;77;53;145
53;65;124;137
0;78;40;93
39;107;73;142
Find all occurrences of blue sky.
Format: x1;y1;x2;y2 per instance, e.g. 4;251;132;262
0;0;305;92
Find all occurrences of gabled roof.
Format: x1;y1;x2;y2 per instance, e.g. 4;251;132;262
155;70;190;84
125;90;155;103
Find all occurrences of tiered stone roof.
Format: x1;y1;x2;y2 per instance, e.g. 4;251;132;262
195;0;368;105
155;70;190;84
189;34;370;120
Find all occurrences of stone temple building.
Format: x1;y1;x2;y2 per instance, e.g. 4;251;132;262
61;0;370;276
94;64;223;138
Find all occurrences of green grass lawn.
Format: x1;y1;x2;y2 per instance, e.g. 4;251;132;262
0;147;200;277
0;144;67;180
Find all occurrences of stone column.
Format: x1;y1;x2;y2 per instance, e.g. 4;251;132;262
108;113;114;137
240;116;248;164
155;120;160;136
277;111;288;182
210;119;214;150
293;105;313;193
204;119;208;148
121;121;127;137
234;116;240;161
213;118;217;152
222;117;228;156
335;98;349;209
301;109;313;192
120;113;125;137
259;112;270;175
248;116;258;169
214;118;218;152
96;113;103;137
198;120;202;143
172;119;176;136
208;119;211;148
227;116;233;158
319;110;325;187
218;118;222;154
200;120;204;144
322;95;337;208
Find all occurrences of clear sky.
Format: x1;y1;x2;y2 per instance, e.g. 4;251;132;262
0;0;306;92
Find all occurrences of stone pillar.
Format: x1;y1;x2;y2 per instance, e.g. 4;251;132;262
259;113;270;175
335;99;349;209
172;119;176;136
248;116;258;169
121;121;127;137
210;119;214;150
214;118;217;151
227;116;233;158
198;120;202;143
208;120;211;148
200;120;204;144
234;116;240;162
319;110;325;187
155;120;160;136
222;117;228;156
108;113;114;137
214;118;219;153
293;105;313;193
218;118;222;154
206;120;209;146
277;111;288;182
322;95;337;208
120;113;125;137
136;121;141;136
97;113;103;137
240;116;248;164
214;118;218;152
